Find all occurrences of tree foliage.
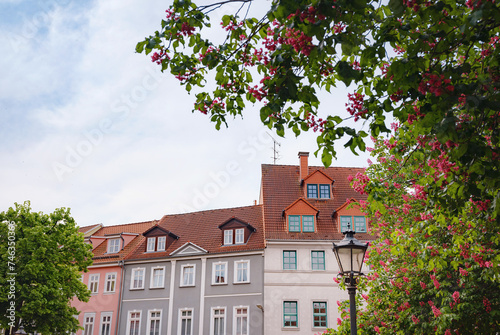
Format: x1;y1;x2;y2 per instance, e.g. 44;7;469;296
0;201;93;335
138;0;500;332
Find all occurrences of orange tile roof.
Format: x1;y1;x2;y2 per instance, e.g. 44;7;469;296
78;223;102;236
90;220;157;264
126;205;265;261
261;164;374;241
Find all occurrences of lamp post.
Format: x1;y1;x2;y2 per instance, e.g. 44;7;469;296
332;230;369;335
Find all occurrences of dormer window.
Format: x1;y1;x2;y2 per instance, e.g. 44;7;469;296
288;215;315;232
224;230;233;245
223;228;245;245
235;228;244;244
219;217;256;246
340;216;367;233
108;238;120;253
142;225;179;253
146;236;167;252
307;184;331;199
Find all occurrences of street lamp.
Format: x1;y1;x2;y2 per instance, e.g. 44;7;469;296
332;230;369;335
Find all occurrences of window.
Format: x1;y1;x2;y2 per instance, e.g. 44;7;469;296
224;230;233;245
288;215;301;232
179;309;193;335
147;237;156;252
108;238;120;253
99;312;112;335
131;268;145;289
147;310;161;335
319;184;331;199
235;228;245;244
313;302;327;328
234;260;250;283
213;262;227;284
288;215;315;232
150;267;165;288
311;251;325;270
104;273;116;293
181;265;195;287
302;215;315;232
234;307;248;335
157;236;166;251
211;308;225;335
283;251;297;270
83;313;95;335
307;184;331;199
354;216;367;232
283;301;298;328
340;216;367;233
307;184;318;198
127;311;141;335
89;274;99;294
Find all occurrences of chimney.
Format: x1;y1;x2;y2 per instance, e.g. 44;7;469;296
298;152;309;181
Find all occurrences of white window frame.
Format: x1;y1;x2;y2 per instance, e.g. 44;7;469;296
83;313;95;335
130;268;145;290
104;272;117;293
99;312;112;335
150;266;165;289
178;308;194;335
234;260;250;284
146;309;162;335
107;238;121;253
223;230;233;245
89;274;100;294
233;306;249;335
180;264;196;287
235;228;245;244
210;307;226;335
157;236;166;251
146;237;156;252
212;261;228;285
126;310;141;335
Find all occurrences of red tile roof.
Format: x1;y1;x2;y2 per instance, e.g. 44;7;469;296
261;164;374;241
90;220;157;264
126;205;265;261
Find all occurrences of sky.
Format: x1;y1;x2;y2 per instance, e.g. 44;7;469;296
0;0;371;227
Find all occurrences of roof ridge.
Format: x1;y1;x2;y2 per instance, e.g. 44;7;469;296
160;204;263;218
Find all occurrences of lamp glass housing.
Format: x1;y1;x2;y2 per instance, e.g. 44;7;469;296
333;231;368;276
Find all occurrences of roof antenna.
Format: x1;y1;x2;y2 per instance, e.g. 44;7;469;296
267;132;281;164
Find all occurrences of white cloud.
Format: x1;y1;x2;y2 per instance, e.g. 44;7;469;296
0;0;371;226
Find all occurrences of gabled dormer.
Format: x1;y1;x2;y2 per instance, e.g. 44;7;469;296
334;199;368;233
284;198;319;233
302;170;334;200
218;217;256;246
143;225;179;252
104;233;139;254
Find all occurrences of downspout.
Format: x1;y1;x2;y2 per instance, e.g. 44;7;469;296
115;260;125;335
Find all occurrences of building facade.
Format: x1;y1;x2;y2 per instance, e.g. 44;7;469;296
72;152;373;335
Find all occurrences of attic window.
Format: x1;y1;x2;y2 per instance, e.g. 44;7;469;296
107;238;120;253
288;215;315;233
146;236;167;252
307;184;331;199
223;228;245;245
340;216;367;233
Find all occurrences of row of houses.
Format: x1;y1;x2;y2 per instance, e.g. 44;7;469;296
73;152;375;335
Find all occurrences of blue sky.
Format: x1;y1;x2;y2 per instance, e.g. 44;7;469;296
0;0;371;226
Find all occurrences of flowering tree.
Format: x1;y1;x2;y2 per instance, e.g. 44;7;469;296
327;126;500;334
138;0;500;332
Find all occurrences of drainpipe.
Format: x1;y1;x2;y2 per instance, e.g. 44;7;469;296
115;260;125;335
